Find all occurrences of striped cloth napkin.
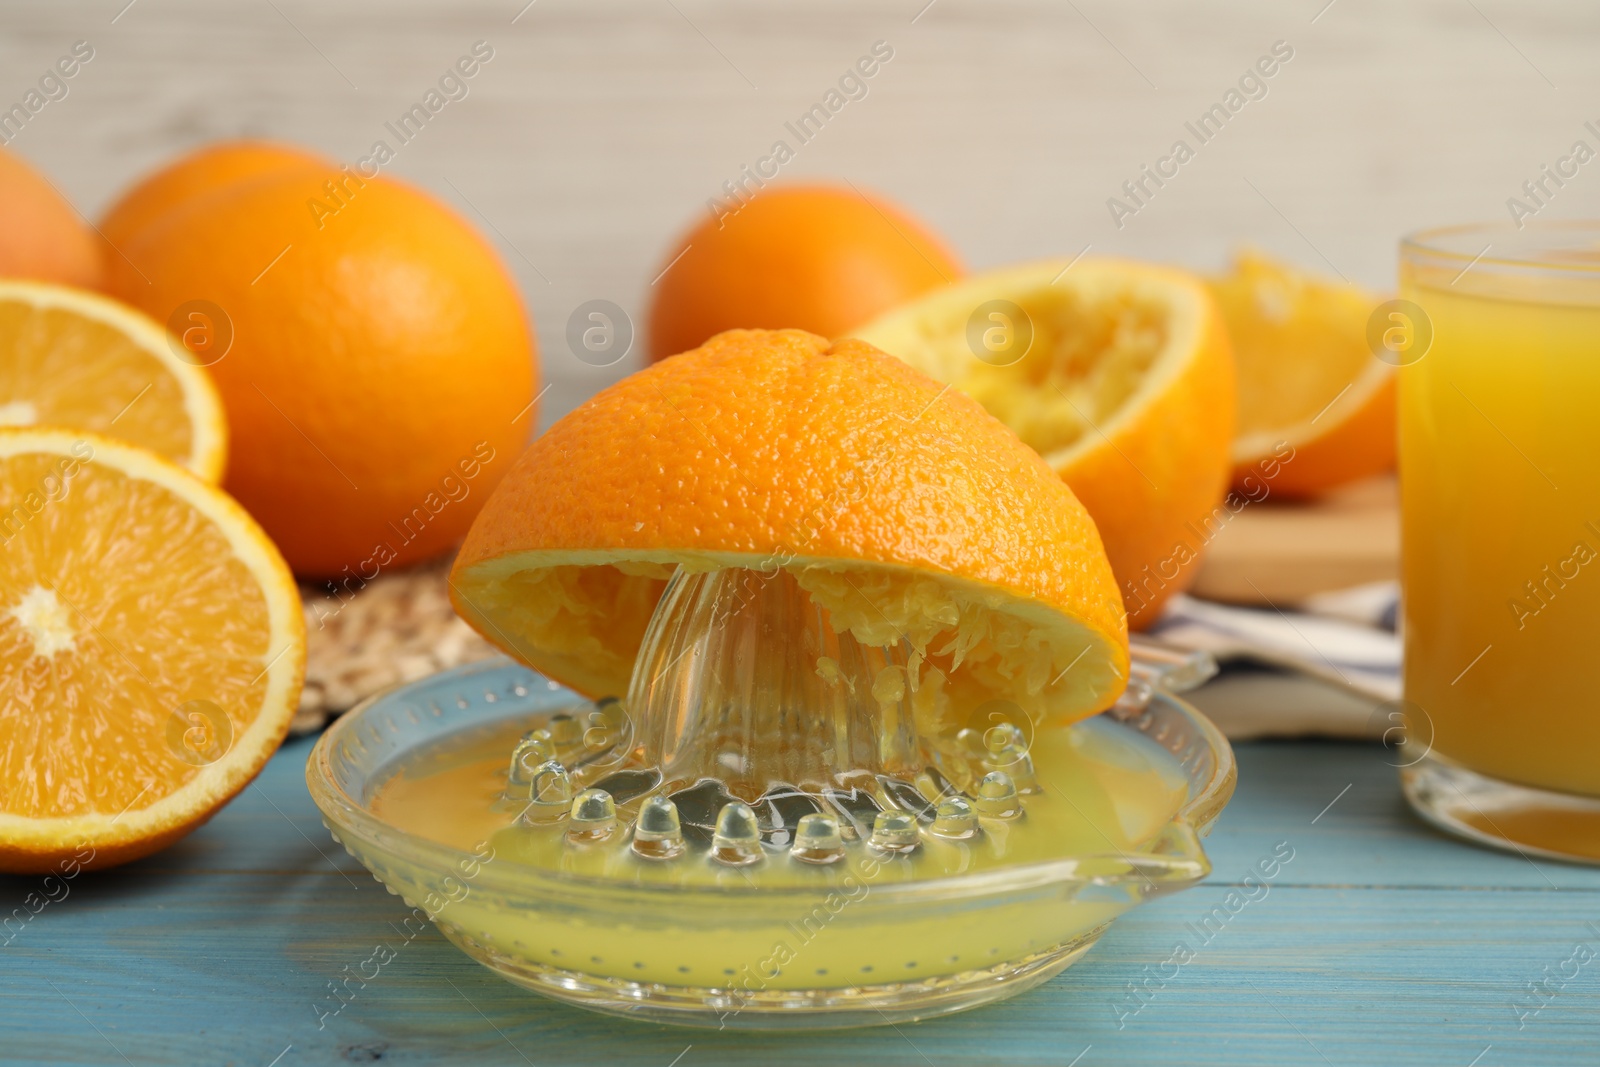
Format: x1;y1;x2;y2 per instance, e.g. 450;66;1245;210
1142;582;1401;740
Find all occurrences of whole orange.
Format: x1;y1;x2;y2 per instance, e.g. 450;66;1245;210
103;167;538;579
0;147;99;288
647;185;961;360
98;139;328;252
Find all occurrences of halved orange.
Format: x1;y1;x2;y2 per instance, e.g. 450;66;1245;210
451;329;1129;734
0;281;227;481
1209;249;1395;497
0;430;304;873
850;259;1236;629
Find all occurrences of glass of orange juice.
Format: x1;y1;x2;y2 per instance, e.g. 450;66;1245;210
1397;221;1600;863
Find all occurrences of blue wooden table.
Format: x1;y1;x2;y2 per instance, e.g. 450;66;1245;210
6;706;1600;1066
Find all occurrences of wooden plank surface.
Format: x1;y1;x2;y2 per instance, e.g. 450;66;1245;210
5;707;1600;1067
1192;475;1399;605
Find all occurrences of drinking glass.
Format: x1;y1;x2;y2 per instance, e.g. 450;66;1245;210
1398;221;1600;863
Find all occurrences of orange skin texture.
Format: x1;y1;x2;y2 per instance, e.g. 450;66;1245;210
5;827;188;874
1072;298;1237;629
648;185;962;360
454;329;1128;703
1232;372;1396;498
0;148;99;288
1;771;265;874
104;169;538;578
98;139;329;253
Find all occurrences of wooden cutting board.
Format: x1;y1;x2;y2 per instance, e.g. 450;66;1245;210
1190;474;1399;605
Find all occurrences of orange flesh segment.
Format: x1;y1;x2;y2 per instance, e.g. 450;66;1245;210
880;288;1171;460
1210;250;1385;445
0;453;273;818
0;297;196;466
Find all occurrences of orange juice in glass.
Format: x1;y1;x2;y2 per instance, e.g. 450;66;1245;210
1398;221;1600;863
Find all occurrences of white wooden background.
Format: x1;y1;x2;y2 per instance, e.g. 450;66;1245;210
4;0;1598;427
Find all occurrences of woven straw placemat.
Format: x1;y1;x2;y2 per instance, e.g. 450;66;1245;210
292;556;500;735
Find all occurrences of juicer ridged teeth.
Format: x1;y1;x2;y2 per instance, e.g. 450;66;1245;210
632;794;687;860
931;796;979;839
567;788;617;842
975;771;1022;819
548;712;580;748
981;723;1040;794
521;759;574;824
868;810;920;854
710;800;763;867
507;732;554;791
532;759;573;801
790;813;846;865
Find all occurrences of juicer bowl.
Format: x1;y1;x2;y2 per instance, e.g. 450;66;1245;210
306;658;1235;1030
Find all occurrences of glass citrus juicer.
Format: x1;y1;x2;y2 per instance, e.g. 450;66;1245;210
307;331;1236;1028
